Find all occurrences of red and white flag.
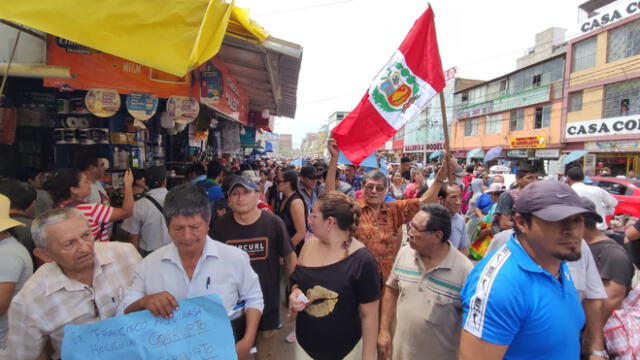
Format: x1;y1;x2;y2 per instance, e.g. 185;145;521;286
332;6;445;166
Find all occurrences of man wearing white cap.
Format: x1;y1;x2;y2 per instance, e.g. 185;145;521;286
0;194;32;350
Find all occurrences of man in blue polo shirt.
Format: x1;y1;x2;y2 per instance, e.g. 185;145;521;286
460;180;607;360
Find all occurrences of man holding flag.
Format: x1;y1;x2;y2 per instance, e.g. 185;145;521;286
326;6;458;284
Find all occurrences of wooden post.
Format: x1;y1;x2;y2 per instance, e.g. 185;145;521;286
439;92;456;183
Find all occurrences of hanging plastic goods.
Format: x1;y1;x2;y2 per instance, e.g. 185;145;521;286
125;92;158;121
85;88;121;118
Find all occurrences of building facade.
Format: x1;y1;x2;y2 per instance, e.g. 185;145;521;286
562;0;640;176
452;28;567;167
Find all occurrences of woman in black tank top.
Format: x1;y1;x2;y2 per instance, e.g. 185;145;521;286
276;170;308;254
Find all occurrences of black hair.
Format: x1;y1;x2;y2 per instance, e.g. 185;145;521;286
401;156;412;163
420;203;452;242
51;168;82;203
516;164;537;179
282;170;301;193
186;162;206;176
75;156;99;172
132;168;145;181
207;160;224;179
584;215;598;230
0;180;37;211
163;183;211;225
567;167;585;182
437;182;461;199
239;163;252;172
513;213;533;237
465;165;475;173
363;170;388;187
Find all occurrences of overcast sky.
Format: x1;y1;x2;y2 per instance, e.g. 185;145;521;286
236;0;588;147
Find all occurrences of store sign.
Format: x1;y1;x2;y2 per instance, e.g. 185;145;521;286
565;115;640;139
456;102;493;120
580;0;640;33
509;135;547;149
198;59;249;125
44;36;190;99
443;67;458;81
507;149;530;158
493;85;550;113
535;149;560;158
452;151;467;158
585;140;640;152
403;142;445;152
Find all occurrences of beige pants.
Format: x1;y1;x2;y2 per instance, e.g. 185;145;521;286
254;329;279;360
295;339;363;360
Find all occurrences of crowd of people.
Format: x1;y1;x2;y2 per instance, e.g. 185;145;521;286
0;139;639;360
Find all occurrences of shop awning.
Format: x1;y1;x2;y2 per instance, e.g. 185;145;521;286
0;0;268;77
218;35;302;118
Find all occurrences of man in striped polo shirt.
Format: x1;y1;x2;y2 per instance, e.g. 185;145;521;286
378;203;473;360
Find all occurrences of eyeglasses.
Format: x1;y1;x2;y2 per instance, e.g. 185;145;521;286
364;184;386;192
408;222;432;234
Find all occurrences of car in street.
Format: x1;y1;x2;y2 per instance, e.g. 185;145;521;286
589;176;640;219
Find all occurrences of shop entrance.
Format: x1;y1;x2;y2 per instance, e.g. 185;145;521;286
596;153;639;177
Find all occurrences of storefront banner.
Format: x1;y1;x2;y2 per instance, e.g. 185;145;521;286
167;96;200;124
509;135;547;149
579;0;640;33
452;151;467;158
197;58;249;126
456;102;493;120
565;115;640;139
85;89;120;118
45;37;191;99
507;149;531;158
125;92;158;121
535;148;560;158
240;127;256;148
585;140;640;152
404;142;444;153
493;85;550;113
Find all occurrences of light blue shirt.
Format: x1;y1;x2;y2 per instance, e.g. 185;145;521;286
449;213;468;251
119;237;264;314
190;175;207;184
461;234;584;359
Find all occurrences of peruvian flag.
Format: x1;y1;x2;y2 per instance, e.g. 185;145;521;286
332;6;445;166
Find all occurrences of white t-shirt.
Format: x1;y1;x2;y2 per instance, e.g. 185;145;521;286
571;182;618;230
88;181;109;206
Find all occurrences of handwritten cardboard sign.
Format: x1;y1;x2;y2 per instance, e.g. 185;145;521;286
61;294;237;360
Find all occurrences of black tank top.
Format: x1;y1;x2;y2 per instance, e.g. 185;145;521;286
277;193;307;253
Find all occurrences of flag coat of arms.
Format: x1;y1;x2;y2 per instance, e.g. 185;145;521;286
332;6;445;166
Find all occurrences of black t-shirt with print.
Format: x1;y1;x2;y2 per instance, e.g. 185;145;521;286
212;210;293;330
291;247;381;360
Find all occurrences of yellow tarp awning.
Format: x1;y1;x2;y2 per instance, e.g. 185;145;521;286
0;0;268;77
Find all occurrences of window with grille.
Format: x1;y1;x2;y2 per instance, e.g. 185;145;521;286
608;18;640;63
572;37;597;72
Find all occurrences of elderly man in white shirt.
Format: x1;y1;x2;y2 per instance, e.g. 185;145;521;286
567;167;617;230
5;208;141;359
119;183;263;360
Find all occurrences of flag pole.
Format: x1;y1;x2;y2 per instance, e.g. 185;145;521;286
439;91;455;184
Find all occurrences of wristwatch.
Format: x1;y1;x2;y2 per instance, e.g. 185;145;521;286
590;350;609;359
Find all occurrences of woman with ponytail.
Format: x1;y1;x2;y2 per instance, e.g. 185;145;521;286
288;191;380;360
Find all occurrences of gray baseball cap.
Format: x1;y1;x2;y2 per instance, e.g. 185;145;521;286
226;176;257;194
514;180;589;222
